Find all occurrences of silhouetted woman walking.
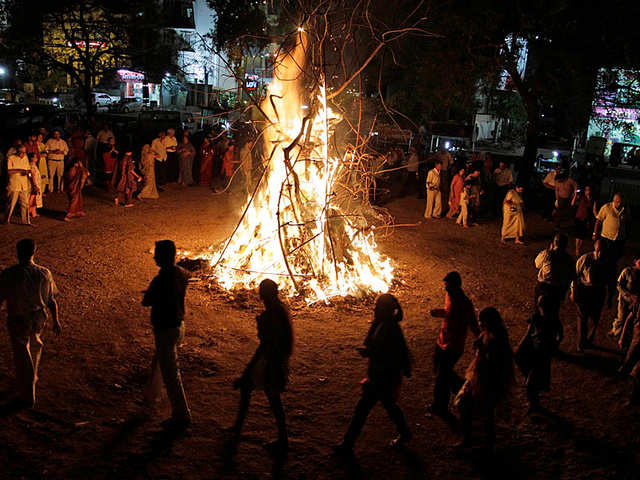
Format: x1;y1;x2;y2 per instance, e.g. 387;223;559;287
335;294;412;456
229;279;293;457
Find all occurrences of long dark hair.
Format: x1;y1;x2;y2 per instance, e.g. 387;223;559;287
479;307;515;401
374;293;403;324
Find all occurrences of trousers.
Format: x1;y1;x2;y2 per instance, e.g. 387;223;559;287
155;160;167;186
48;159;65;192
433;345;463;411
145;324;191;421
342;376;410;447
5;189;30;224
424;189;442;218
576;284;606;348
7;311;47;405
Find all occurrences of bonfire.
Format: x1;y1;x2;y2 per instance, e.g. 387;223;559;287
202;32;393;303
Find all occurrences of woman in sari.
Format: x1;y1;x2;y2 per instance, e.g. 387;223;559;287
221;141;235;180
447;167;465;218
102;137;118;181
455;307;514;450
70;128;87;167
64;158;89;221
199;137;215;186
28;153;42;218
138;144;159;199
501;184;525;244
176;135;196;186
111;151;141;207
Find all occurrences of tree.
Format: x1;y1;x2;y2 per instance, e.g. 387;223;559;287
2;0;175;112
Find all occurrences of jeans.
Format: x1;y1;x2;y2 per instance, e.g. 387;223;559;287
145;323;191;421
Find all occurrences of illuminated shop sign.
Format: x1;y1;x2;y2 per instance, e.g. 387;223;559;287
244;73;259;91
117;69;145;81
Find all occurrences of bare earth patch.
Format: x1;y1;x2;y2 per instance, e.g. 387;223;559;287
0;185;638;479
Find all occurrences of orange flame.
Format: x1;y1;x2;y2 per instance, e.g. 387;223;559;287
201;33;393;303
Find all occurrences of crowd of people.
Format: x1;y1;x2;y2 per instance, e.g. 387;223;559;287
0;136;637;465
0;122;255;224
1;221;638;462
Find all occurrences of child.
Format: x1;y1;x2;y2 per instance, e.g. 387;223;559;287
142;240;191;431
457;181;472;227
335;294;412;456
28;153;42;219
229;279;294;457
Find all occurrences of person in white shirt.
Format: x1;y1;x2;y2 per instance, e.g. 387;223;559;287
96;124;114;157
151;130;167;187
4;145;33;225
0;238;61;408
45;130;69;192
424;160;442;219
493;160;513;215
163;128;178;183
542;165;560;220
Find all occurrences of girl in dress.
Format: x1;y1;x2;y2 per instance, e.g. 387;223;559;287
28;154;42;218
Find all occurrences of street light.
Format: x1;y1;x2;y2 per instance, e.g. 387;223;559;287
0;67;6;76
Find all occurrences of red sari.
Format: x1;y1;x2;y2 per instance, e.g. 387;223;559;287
448;173;464;215
70;129;87;166
222;145;235;178
111;156;139;204
65;161;89;219
199;144;215;186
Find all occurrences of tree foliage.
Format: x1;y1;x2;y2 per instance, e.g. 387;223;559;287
2;0;176;110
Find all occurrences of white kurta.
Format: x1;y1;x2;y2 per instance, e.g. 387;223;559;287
501;189;525;239
424;168;442;218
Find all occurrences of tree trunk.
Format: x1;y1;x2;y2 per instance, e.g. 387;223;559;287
505;63;538;185
520;95;538;185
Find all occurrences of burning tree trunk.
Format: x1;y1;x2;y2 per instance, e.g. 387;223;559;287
204;32;393;303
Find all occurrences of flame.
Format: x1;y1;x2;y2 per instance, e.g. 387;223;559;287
202;33;393;303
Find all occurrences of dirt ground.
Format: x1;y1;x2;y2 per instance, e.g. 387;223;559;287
0;185;639;480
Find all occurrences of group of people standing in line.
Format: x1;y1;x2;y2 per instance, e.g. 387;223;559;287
1;123;256;225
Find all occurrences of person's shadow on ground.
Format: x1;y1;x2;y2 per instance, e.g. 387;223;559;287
555;349;622;376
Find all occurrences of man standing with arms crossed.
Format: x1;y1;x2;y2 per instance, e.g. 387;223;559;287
0;239;61;409
424;159;443;219
45;130;69;192
4;145;33;226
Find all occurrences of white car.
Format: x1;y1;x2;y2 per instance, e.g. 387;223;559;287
92;92;116;107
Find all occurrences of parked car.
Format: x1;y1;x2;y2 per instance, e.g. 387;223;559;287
110;97;147;113
92;92;116;108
